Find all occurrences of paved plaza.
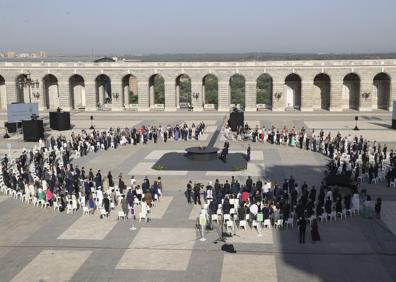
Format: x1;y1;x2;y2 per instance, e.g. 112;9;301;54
0;111;396;282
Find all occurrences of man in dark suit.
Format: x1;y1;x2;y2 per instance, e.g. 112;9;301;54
298;217;307;244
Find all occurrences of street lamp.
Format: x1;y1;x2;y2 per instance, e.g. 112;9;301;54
274;92;282;101
17;71;40;103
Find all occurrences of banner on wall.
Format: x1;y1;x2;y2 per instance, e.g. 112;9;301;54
7;103;39;123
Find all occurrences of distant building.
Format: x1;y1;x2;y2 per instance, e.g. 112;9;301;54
94;57;116;63
18;53;30;58
6;51;16;58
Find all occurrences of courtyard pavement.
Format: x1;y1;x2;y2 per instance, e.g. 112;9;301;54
0;111;396;282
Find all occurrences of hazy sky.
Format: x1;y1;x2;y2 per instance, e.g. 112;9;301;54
1;0;395;55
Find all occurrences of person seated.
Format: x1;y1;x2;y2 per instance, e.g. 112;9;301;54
335;197;342;214
262;204;271;220
238;204;246;221
222;198;231;214
37;188;45;202
344;195;351;210
249;203;258;221
325;197;332;215
102;194;110;217
241;190;249;203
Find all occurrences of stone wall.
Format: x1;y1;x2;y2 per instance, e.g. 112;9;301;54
0;59;395;112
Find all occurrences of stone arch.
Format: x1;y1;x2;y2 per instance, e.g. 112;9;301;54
69;74;86;109
285;73;301;110
314;73;331;110
122;74;138;106
230;73;245;110
343;73;360;110
15;74;29;103
373;72;391;110
43;74;60;109
256;73;272;109
95;74;112;106
0;75;6;109
176;74;191;107
149;74;165;106
202;74;218;109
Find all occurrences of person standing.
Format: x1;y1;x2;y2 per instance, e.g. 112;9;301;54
120;195;129;219
186;181;192;204
298;216;307;244
193;183;201;205
375;197;382;218
310;218;320;243
246;144;251;161
118;174;125;194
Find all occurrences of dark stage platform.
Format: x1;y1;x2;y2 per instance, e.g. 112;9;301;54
185;147;219;161
153;152;247;171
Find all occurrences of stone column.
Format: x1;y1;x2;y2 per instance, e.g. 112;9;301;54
390;80;396;111
164;80;176;111
111;81;123;111
360;81;373;112
175;83;180;109
272;81;284;112
39;81;47;110
138;80;149;111
245;80;256;112
218;80;229;112
5;81;17;104
58;81;71;111
191;80;203;111
329;79;343;112
301;80;314;111
85;82;97;111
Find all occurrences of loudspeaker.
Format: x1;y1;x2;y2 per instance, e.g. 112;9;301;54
229;111;244;131
49;112;71;131
22;120;44;142
355;116;358;121
6;122;17;133
90;115;94;120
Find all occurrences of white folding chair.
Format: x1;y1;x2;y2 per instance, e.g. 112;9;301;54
83;206;90;215
139;211;146;222
118;211;127;221
330;211;337;221
100;208;108;218
275;219;284;229
263;219;271;229
239;220;247;230
285;218;294;228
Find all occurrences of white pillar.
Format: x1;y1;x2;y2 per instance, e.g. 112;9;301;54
85;82;97;111
191;80;203;111
111;81;123;111
138;80;149;111
218;80;229;112
360;81;373;112
245;81;256;112
272;81;284;112
58;81;71;111
301;80;314;111
165;81;176;111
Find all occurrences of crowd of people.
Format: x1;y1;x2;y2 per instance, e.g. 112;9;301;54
0;133;166;221
188;175;381;243
225;123;396;187
34;122;206;160
0;119;394;245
